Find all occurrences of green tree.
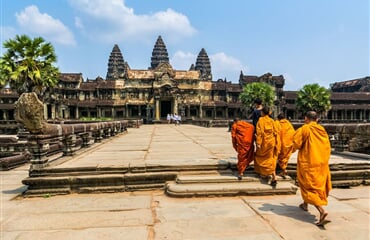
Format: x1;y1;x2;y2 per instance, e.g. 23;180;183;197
239;82;275;114
296;83;331;117
0;34;59;97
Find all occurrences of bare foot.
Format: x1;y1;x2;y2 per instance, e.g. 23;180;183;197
299;203;308;211
316;212;328;226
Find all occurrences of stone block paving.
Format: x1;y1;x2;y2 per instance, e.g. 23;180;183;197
1;124;369;239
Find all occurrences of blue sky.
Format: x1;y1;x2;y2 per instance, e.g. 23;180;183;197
1;0;369;90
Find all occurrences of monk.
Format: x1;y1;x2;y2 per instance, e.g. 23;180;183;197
231;118;255;180
275;113;295;177
254;106;280;186
293;111;331;226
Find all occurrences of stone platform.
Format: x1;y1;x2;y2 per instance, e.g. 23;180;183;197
2;124;370;240
21;124;370;197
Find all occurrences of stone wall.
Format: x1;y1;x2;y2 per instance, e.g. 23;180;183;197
292;123;370;154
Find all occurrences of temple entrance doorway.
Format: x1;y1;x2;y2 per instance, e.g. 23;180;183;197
161;100;172;118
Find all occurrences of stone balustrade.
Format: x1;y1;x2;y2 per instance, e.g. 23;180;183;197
292;122;370;154
26;120;129;170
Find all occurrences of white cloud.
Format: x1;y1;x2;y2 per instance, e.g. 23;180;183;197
15;5;76;46
171;50;248;82
68;0;196;43
74;17;84;29
210;52;249;81
170;51;196;70
282;73;303;91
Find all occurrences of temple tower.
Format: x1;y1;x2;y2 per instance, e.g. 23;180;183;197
195;48;212;80
150;36;169;69
106;44;127;80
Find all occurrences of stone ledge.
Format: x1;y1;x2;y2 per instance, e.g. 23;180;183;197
166;181;298;198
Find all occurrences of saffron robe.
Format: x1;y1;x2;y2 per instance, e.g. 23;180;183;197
254;115;280;176
276;119;295;171
293;121;332;206
231;121;255;175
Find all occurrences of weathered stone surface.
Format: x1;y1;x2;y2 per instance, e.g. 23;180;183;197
166;181;298;197
15;92;45;134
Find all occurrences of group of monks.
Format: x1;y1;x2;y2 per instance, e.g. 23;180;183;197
231;99;331;226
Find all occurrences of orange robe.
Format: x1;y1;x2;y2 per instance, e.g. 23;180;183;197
276;119;295;171
293;122;332;206
254;115;280;176
231;121;255;175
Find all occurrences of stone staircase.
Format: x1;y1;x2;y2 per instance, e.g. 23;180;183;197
21;163;300;197
166;171;298;197
20;161;370;198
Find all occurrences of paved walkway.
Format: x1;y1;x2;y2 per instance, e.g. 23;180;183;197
1;124;369;240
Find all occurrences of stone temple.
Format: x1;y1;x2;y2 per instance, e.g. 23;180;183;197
0;36;369;124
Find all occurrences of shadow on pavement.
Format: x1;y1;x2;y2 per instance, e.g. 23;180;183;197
258;203;317;224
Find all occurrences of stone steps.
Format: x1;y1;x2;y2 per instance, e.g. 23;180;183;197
21;163;370;197
166;173;298;197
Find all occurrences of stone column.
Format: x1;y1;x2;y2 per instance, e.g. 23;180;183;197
43;103;48;120
81;132;93;147
63;134;77;156
75;107;79;119
155;97;160;120
28;136;50;170
52;104;56;119
125;104;129;118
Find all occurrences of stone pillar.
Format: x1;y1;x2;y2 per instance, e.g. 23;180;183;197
63;134;76;156
76;107;79;119
52;104;56;119
43;103;48;120
199;104;203;119
81;132;93;147
28;136;50;170
174;98;178;115
155;98;160;120
125;104;129;118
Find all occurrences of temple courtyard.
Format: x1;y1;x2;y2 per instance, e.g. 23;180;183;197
1;124;369;240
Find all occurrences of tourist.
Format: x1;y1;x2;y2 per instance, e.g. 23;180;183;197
250;98;263;129
293;111;331;226
275;113;295;178
254;106;280;186
173;113;179;125
231;118;255;180
167;113;171;124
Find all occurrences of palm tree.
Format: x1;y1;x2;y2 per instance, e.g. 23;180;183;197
296;83;331;117
0;34;60;97
239;82;275;115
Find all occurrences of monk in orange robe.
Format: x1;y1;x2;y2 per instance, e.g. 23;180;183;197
255;106;280;185
293;111;331;226
231;118;255;180
275;113;295;177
